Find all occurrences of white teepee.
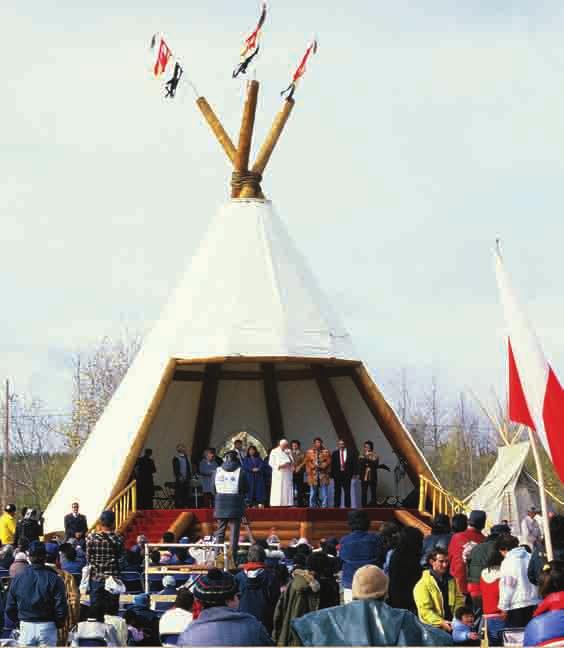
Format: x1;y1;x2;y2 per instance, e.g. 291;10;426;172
43;81;438;533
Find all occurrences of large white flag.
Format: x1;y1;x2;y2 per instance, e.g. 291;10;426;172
494;247;564;483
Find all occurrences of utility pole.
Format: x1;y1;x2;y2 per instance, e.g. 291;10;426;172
3;380;9;509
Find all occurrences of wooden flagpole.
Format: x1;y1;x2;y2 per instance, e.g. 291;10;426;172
3;380;9;510
195;97;237;164
527;427;554;560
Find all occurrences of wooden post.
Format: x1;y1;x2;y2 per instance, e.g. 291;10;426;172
239;98;295;199
528;428;554;560
3;380;8;510
196;97;237;164
191;364;222;463
233;80;259;198
311;365;358;455
261;363;285;445
252;99;295;176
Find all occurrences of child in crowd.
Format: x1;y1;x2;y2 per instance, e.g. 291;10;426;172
452;606;480;644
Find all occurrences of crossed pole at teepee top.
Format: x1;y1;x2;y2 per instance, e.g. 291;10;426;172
195;80;295;200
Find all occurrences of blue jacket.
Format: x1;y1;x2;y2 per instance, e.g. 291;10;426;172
235;565;280;633
178;606;274;646
339;530;385;588
452;619;475;643
292;599;453;646
523;592;564;646
6;563;67;625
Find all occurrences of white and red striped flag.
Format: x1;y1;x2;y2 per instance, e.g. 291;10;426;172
494;245;564;482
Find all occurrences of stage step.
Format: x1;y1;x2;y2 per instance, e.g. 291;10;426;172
125;508;430;548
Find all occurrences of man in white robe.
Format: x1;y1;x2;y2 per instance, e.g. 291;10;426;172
269;439;294;506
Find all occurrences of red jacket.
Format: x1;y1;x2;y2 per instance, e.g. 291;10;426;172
480;568;501;615
448;527;485;594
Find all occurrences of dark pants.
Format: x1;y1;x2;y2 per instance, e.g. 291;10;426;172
361;480;377;507
202;492;214;508
293;473;306;507
215;518;241;559
506;605;536;627
89;579;119;609
137;481;154;509
174;479;190;508
333;475;352;508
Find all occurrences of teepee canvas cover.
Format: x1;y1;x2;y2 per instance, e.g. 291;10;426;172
467;441;538;533
43;80;438;534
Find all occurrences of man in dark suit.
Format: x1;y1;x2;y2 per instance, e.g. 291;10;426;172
331;439;357;508
172;444;191;508
63;502;88;542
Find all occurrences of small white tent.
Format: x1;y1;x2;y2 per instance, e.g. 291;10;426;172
466;441;539;534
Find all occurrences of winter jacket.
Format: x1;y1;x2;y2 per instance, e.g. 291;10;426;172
413;570;465;627
199;458;217;494
6;563;68;625
498;546;539;611
292;599;454;646
304;447;331;487
452;619;476;643
528;544;564;585
235;563;280;633
448;527;485;594
467;537;497;585
273;569;321;646
0;513;16;545
178;606;274;646
214;460;248;519
388;550;422;613
523;591;564;647
480;567;501;615
421;533;453;567
19;518;42;544
339;530;385;589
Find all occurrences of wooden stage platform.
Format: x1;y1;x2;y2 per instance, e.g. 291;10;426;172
123;507;430;547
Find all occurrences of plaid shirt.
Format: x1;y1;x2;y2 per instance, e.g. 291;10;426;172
86;531;124;581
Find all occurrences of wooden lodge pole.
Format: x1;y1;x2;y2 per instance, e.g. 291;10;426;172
3;380;9;509
232;80;259;198
252;98;295;176
239;98;295;199
196;97;237;165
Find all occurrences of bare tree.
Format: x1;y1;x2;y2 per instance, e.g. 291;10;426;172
0;394;72;511
65;333;142;450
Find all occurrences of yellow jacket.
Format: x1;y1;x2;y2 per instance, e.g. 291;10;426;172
413;569;465;627
0;513;16;545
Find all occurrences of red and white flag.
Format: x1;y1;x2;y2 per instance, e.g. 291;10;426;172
281;39;318;99
151;34;173;78
494;246;564;482
233;2;267;78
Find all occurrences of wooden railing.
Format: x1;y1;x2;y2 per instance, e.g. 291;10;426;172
104;480;137;531
418;475;470;519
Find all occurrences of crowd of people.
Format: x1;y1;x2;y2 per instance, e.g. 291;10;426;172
135;437;388;510
0;495;561;646
1;461;564;648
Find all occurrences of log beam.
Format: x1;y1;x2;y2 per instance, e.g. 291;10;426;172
350;366;424;485
262;362;285;446
190;363;222;463
311;365;358;455
196;97;237;164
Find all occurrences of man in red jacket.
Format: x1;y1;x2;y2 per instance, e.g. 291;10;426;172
448;510;486;599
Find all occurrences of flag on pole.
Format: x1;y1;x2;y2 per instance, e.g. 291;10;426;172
494;245;564;482
233;2;267;78
150;33;184;98
151;34;173;78
281;39;318;100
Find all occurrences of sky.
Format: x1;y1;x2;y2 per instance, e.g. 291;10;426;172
3;0;564;417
